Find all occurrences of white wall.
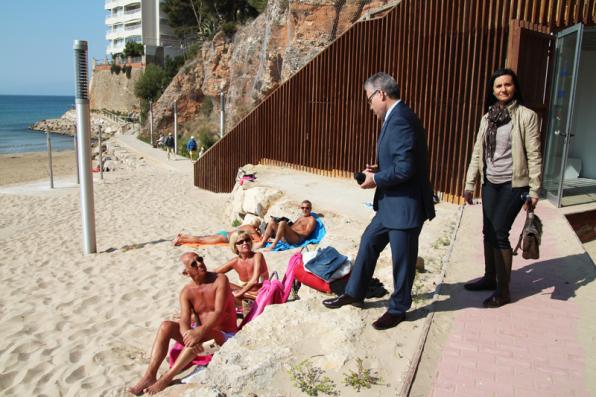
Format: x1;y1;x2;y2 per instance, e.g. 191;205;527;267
569;48;596;179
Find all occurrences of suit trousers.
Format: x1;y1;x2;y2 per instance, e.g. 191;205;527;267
345;213;422;315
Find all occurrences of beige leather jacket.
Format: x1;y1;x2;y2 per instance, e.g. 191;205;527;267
464;101;542;198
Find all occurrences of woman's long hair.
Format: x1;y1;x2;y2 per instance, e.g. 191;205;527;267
485;68;524;111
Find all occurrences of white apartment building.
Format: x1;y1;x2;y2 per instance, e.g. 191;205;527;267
105;0;181;59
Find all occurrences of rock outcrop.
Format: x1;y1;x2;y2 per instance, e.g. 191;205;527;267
148;0;392;138
30;109;138;138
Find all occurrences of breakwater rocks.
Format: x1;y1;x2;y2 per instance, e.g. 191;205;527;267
30;109;136;138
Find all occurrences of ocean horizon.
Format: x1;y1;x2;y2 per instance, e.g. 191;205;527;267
0;94;76;154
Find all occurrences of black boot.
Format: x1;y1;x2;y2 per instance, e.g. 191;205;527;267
464;242;497;291
483;248;512;308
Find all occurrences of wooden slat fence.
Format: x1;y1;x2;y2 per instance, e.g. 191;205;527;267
194;0;596;202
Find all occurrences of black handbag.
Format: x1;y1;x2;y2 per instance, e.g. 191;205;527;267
513;206;542;260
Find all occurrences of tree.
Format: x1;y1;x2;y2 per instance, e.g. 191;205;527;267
134;64;166;101
123;42;144;58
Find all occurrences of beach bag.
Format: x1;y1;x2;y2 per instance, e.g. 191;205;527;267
513;207;542;260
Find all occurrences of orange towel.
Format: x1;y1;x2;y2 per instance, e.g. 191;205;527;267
178;242;229;248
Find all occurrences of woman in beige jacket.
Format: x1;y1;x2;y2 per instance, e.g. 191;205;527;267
463;68;542;308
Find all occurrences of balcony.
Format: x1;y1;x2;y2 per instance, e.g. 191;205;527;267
105;0;141;10
105;9;141;25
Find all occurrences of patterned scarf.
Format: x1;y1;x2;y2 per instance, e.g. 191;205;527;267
484;103;512;161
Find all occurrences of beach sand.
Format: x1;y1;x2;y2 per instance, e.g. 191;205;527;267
0;150;78;186
0;137;459;396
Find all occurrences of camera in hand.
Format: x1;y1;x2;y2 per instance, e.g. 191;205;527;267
354;172;366;185
272;216;293;226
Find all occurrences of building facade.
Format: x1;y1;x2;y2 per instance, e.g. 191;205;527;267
104;0;181;59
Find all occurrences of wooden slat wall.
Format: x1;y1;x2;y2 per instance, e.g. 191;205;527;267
194;0;596;200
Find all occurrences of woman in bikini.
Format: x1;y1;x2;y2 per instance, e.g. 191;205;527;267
215;231;270;302
173;219;262;246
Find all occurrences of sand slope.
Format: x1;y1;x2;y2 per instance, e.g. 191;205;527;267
0;147;458;396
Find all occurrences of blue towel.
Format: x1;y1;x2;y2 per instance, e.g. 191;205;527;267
265;212;326;252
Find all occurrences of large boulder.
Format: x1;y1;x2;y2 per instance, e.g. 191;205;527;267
242;187;282;217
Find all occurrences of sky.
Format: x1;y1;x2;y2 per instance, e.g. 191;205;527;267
0;1;106;96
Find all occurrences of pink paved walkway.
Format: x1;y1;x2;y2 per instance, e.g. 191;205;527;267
424;202;596;397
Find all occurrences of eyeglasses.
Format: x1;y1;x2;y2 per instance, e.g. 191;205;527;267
367;89;380;105
235;238;251;245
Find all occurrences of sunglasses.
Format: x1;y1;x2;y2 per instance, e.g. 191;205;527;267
301;206;311;210
190;257;204;268
235;238;251;245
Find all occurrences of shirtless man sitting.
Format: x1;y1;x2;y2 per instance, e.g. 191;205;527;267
253;200;317;251
215;231;270;302
173;219;262;246
128;252;237;395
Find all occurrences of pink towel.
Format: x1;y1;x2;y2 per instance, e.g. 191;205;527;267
240;252;302;327
168;343;213;369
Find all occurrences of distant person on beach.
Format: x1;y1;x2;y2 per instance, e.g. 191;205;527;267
187;136;198;161
215;231;270;302
128;252;237;395
164;133;175;159
322;72;435;330
252;200;316;252
156;134;164;148
199;145;205;158
173;219;262;246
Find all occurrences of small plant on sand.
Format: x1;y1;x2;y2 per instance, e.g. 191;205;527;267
343;358;383;392
289;359;338;396
231;219;242;227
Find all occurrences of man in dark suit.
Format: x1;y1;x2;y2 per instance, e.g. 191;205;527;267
323;72;435;330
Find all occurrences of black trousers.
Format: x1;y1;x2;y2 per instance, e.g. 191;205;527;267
482;180;528;249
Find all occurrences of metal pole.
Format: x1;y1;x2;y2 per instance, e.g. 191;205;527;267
46;129;54;189
74;133;80;184
74;40;97;255
149;99;154;146
98;125;103;180
173;102;178;156
220;91;225;138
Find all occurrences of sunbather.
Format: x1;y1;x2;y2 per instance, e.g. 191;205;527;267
215;231;270;302
253;200;317;251
173;219;262;246
128;252;237;395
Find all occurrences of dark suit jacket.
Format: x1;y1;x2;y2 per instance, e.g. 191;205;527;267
373;101;436;229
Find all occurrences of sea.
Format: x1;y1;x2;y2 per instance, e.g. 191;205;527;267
0;95;77;154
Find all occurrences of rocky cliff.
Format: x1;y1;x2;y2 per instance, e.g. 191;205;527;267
148;0;392;139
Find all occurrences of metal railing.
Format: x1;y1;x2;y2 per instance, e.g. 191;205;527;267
194;0;596;201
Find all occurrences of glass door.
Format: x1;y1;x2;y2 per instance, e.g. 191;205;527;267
543;23;583;207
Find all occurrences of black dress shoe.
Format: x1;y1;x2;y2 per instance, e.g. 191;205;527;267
372;312;406;330
322;294;363;309
464;277;497;291
482;293;510;308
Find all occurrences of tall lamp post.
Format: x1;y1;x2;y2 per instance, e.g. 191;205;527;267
73;40;97;255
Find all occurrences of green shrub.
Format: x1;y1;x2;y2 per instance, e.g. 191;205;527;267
111;64;122;75
201;98;214;116
198;129;219;150
343;358;383;392
289;359;337;396
221;22;237;36
135;64;166;102
123;41;144;58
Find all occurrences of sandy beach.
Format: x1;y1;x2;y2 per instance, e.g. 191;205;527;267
0;136;459;396
0;150;78;186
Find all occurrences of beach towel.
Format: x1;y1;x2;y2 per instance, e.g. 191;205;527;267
240;252;302;327
178;241;229;248
168;345;213;370
264;213;326;251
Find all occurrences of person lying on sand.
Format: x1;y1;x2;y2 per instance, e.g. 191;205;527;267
215;231;270;303
253;200;316;251
173;219;262;246
128;252;237;395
